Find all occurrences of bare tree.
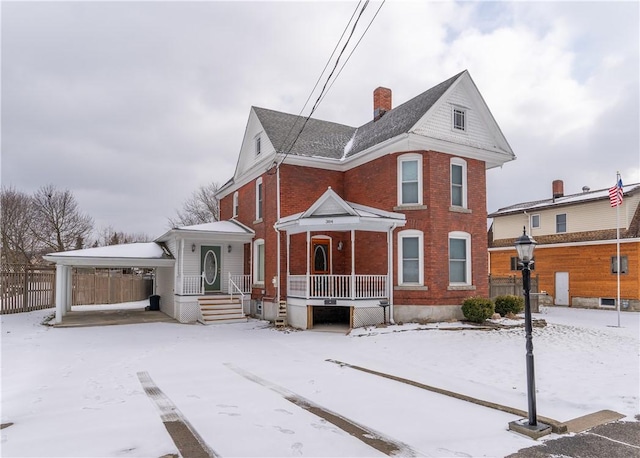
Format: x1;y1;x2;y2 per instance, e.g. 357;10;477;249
168;182;220;227
94;226;151;246
31;184;94;253
1;186;39;264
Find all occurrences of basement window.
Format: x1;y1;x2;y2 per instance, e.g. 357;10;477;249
600;298;616;308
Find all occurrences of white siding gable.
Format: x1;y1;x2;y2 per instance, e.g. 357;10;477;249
235;109;277;180
411;74;512;156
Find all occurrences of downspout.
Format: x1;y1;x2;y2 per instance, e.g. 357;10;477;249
388;223;398;325
274;165;281;303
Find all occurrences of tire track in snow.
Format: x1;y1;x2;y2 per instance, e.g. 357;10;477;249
224;363;418;457
137;371;218;458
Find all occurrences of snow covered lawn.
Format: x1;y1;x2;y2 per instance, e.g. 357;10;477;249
1;304;638;457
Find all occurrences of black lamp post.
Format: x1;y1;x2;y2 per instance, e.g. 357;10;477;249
515;226;538;427
510;227;550;438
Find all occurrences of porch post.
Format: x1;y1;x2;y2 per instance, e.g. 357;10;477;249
55;264;65;323
287;232;291;297
388;226;395;324
351;229;356;300
65;266;73;312
306;231;310;299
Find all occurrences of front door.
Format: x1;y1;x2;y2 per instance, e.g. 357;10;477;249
312;240;330;275
555;272;569;305
201;246;221;293
311;240;330;296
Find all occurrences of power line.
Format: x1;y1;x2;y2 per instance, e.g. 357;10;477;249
270;0;384;172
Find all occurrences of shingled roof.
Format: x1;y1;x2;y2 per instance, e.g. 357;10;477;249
253;107;355;160
253;70;466;161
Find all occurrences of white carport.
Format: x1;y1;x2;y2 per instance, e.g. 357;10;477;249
43;242;175;324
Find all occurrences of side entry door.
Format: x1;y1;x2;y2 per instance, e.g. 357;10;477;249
201;246;222;293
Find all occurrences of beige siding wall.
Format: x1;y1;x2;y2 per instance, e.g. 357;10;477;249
492;196;636;240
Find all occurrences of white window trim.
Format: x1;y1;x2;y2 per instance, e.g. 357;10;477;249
397;229;424;286
530;214;540;229
255;177;263;221
448;231;472;286
397;153;423;206
232;191;239;218
450;157;467;209
452;106;466;131
253;238;265;285
556;213;567;233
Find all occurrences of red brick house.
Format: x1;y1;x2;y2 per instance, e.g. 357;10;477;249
216;70;515;329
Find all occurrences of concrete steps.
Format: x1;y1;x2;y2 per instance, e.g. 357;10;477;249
198;296;247;325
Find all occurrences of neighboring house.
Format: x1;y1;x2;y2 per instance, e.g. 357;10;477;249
215;70;515;329
488;180;640;311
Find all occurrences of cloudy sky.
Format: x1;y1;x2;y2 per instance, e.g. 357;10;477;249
2;1;639;239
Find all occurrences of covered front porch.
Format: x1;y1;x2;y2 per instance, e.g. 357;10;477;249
276;188;406;329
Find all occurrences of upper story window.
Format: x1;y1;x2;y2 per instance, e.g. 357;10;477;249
398;229;424;285
450;158;467;208
556;213;566;233
531;214;540;229
253;239;265;284
255;134;262;156
449;231;471;285
232;191;239;218
255;177;263;221
397;153;422;206
453;107;466;131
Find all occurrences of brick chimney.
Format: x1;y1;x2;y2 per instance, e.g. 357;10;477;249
552;180;564;199
373;87;392;121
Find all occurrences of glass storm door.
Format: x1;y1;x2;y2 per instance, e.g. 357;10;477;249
201;246;221;292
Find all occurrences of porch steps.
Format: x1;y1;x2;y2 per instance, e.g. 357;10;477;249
275;301;287;327
197;296;247;325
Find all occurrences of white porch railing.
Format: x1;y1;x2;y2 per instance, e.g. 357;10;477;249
229;274;252;297
179;273;251;296
181;275;203;295
287;274;387;299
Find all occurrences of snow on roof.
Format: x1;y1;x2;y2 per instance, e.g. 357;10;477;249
175;220;252;233
489;183;640;217
154;219;254;242
45;242;171;259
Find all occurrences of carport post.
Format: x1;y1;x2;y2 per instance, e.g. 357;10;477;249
55;264;71;323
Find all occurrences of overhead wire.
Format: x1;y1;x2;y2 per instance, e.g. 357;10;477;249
317;0;386;108
269;0;384;172
266;1;364;175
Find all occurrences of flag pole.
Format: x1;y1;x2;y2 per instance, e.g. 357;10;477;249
616;171;621;328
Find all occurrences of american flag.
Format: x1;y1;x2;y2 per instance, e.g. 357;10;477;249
609;178;623;207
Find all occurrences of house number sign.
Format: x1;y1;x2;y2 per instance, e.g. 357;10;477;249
325;219;333;224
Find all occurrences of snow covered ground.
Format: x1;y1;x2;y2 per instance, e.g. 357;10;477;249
1;303;638;457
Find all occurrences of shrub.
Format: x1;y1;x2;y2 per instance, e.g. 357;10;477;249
461;297;494;323
494;295;525;317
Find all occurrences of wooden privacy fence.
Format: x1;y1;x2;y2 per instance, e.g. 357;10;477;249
488;274;539;312
1;266;56;314
73;270;153;305
1;266;154;314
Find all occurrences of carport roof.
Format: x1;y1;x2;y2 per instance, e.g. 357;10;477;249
43;242;175;268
